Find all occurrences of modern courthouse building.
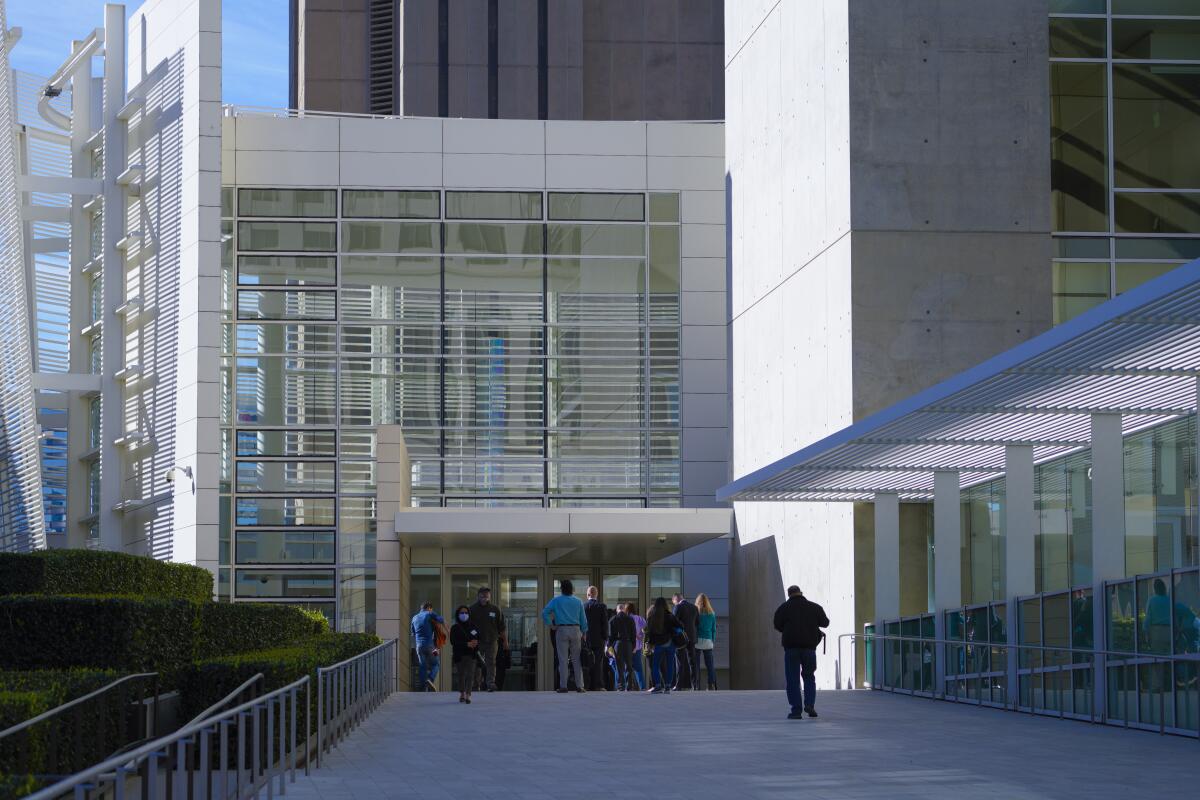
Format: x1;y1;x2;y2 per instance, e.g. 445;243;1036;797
1;0;1200;733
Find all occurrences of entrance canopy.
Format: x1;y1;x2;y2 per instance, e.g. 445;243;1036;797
392;508;732;564
718;259;1200;503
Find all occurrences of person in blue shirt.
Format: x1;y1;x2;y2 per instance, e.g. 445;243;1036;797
542;579;588;693
410;601;444;692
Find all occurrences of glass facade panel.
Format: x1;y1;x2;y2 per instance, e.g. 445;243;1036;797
548;224;645;257
238;255;336;286
445;191;541;220
235;460;337;493
341;256;440;321
1112;0;1200;14
1124;417;1199;574
235;530;336;564
238;221;336;252
1113;66;1200;190
1115;262;1181;294
648;193;680;223
235;356;336;425
235;496;336;527
1050;0;1104;11
236;429;338;457
237;290;337;320
444;223;542;255
649;566;682;604
342;190;439;219
548;192;644;221
234;569;335;598
1053;261;1110;324
342;221;438;253
238;189;336;218
548;258;645;325
1051;63;1108;233
1114;238;1200;260
1049;17;1107;59
1035;451;1093;592
444;258;543;321
1112;19;1200;61
235;323;337;355
1116;192;1200;234
962;479;1006;604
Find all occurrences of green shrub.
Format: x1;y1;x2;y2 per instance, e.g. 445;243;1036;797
175;633;381;721
0;550;212;602
197;603;329;659
0;596;334;672
0;596;196;672
0;670;118;729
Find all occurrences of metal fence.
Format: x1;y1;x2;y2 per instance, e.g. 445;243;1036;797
25;639;397;800
315;639;397;767
838;632;1200;738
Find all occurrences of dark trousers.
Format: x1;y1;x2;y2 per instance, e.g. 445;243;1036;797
700;648;716;687
784;647;817;711
586;642;607;690
675;643;698;688
613;641;634;689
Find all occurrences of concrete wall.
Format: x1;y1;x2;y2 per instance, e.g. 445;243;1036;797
119;0;223;572
726;0;1052;689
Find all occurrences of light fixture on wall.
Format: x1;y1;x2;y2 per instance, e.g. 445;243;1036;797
164;464;195;493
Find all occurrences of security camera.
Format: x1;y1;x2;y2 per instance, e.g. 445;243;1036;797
657;535;667;544
164;465;193;485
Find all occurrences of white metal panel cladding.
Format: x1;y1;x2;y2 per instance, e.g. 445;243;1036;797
720;258;1200;503
0;2;48;551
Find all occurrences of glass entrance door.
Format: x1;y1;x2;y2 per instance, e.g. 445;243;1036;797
496;570;540;690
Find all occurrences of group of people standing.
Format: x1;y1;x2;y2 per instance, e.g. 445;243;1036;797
543;580;719;695
412;580;832;720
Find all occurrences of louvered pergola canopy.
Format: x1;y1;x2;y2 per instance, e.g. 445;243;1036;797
717;259;1200;503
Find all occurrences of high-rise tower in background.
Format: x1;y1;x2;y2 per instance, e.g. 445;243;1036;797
289;0;724;120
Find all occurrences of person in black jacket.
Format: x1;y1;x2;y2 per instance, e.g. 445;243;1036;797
583;586;610;691
773;586;830;719
645;597;681;694
608;605;637;691
672;593;700;690
449;605;481;704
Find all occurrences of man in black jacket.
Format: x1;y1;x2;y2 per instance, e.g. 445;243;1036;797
672;593;700;690
773;585;830;719
608;605;637;691
583;586;610;691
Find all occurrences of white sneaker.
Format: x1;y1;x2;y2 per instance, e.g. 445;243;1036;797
425;679;437;692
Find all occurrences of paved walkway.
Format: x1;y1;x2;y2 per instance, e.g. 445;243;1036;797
290;690;1197;799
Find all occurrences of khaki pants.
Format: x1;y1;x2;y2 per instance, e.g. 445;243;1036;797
555;626;584;690
475;640;499;689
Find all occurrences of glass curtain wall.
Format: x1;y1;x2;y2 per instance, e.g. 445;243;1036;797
1124;416;1199;573
961;479;1006;604
1050;1;1200;323
219;188;683;629
1035;450;1093;592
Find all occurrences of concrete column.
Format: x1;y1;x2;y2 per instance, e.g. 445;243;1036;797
1003;445;1035;695
1090;413;1126;583
375;425;412;687
873;493;900;687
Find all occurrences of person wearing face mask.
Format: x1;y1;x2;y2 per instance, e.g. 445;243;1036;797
449;605;481;704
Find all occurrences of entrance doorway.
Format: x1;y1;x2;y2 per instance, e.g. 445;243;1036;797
444;568;541;691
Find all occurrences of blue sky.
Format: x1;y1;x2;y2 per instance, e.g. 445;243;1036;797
7;0;288;107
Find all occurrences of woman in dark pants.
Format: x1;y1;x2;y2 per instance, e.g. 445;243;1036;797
449;605;480;704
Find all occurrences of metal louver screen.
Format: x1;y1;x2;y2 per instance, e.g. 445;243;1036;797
0;0;49;551
368;0;395;115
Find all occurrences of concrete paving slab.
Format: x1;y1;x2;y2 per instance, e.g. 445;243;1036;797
288;690;1198;799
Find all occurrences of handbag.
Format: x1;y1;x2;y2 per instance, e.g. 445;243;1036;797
671;627;690;648
695;637;714;650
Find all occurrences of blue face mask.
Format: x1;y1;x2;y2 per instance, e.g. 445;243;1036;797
458;613;469;622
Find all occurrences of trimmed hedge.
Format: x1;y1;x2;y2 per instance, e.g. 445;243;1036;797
175;633;381;720
0;550;212;603
0;596;330;672
0;670;119;730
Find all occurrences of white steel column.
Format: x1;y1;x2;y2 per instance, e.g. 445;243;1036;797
1090;413;1126;583
1003;444;1035;694
97;4;125;551
932;470;960;695
873;492;900;687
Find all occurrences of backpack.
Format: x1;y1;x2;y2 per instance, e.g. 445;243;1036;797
432;617;448;650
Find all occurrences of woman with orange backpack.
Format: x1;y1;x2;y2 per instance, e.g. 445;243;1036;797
411;601;446;691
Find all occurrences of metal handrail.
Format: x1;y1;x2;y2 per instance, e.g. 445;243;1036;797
189;672;264;725
0;672;156;740
837;632;1200;736
25;675;312;800
315;639;396;768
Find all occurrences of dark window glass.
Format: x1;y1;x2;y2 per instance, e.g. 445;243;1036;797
1112;0;1200;13
1051;63;1108;232
238;221;336;252
444;223;542;255
1050;18;1107;59
548;193;644;221
548;224;645;256
1053;237;1109;259
235;530;336;564
1115;192;1200;233
648;193;680;223
343;190;440;218
1113;66;1200;190
445;191;542;220
1113;19;1200;61
1114;237;1200;260
1049;0;1105;11
235;496;336;527
235;569;335;598
238;189;336;218
342;221;439;253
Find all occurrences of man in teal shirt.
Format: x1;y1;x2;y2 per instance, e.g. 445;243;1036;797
542;579;588;693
